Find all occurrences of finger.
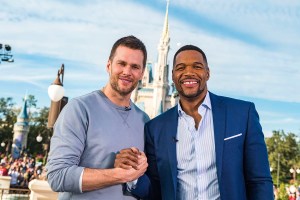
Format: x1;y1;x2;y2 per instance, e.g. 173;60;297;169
135;159;148;170
118;158;139;169
117;151;139;161
130;147;141;155
117;154;139;164
119;148;140;157
117;163;132;170
139;151;146;157
137;154;147;164
119;148;136;155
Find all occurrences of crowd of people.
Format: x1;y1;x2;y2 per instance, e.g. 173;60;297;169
0;152;46;189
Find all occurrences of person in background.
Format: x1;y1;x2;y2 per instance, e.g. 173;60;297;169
144;45;273;200
0;162;8;176
46;35;150;199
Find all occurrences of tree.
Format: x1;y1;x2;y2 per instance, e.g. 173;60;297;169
266;130;300;185
23;94;37;109
0;96;50;157
26;107;50;155
0;97;17;153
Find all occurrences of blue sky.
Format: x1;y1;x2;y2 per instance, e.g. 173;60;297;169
0;0;299;137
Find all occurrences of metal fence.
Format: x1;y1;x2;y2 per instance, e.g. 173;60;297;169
0;188;30;200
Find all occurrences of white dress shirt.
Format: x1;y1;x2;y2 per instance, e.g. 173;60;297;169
176;92;220;200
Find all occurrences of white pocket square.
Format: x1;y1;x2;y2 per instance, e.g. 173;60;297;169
224;133;242;141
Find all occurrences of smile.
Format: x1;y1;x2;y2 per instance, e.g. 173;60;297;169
180;79;199;85
182;81;198;85
119;77;132;83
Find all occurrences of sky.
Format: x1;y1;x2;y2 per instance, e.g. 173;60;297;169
0;0;299;137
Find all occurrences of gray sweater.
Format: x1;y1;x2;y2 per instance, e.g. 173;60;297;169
46;90;149;200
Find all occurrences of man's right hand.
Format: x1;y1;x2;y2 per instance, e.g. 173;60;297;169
115;147;140;169
114;147;148;182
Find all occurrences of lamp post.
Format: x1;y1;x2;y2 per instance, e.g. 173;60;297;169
0;43;14;64
47;64;68;128
36;133;51;164
44;64;68;164
0;139;12;156
276;153;280;187
289;167;300;182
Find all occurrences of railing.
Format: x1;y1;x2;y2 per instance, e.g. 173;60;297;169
0;187;30;200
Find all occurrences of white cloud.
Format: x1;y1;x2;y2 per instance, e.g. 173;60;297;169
0;0;299;108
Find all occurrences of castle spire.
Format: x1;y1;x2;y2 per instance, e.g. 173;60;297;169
161;0;169;42
18;96;28;120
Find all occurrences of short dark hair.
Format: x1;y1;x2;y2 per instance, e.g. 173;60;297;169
173;45;208;67
109;35;147;68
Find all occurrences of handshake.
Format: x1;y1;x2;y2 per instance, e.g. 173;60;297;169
114;147;148;183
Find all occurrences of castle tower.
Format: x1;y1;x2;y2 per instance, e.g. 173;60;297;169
131;0;175;118
12;97;29;158
152;0;170;117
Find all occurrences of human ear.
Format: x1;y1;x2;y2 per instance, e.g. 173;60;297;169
206;67;210;79
106;60;111;73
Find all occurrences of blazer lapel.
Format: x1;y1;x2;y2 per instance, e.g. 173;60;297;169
165;106;179;197
210;92;226;187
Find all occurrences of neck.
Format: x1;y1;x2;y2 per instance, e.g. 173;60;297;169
101;85;131;107
179;90;207;116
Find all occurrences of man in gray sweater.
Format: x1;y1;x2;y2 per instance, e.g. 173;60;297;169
46;35;150;199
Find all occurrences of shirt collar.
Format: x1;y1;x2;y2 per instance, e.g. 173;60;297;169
178;91;211;116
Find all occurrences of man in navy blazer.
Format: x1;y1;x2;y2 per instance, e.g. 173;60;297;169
145;45;273;200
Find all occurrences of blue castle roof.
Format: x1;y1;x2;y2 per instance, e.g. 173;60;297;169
18;99;29;119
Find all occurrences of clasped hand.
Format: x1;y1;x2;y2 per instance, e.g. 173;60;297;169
114;147;148;182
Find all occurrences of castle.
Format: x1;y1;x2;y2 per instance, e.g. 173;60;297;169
131;1;178;118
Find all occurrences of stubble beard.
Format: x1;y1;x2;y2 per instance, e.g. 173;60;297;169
177;84;207;100
110;76;137;96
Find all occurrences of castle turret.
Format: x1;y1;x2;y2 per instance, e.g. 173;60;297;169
152;0;170;117
12;97;29;158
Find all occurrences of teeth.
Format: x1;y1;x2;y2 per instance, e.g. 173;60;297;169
183;81;197;84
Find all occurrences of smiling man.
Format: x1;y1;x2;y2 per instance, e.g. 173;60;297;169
46;35;150;200
145;45;274;200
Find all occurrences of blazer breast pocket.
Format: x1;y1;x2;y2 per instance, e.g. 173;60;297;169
224;133;242;141
224;133;243;152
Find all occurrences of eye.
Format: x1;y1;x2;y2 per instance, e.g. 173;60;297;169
117;61;126;66
194;65;205;70
131;64;141;70
175;65;185;71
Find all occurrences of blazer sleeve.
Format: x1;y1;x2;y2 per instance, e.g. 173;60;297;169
244;103;274;200
130;174;151;199
145;122;162;200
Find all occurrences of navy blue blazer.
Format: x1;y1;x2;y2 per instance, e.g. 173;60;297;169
145;92;273;200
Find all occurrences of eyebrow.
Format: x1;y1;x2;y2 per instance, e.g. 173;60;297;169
116;59;141;68
175;61;204;67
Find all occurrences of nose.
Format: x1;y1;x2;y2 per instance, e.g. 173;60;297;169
122;65;132;75
183;65;195;76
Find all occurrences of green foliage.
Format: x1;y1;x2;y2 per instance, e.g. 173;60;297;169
266;130;300;186
277;183;289;200
27;107;51;155
0;97;17;145
23;94;37;109
0;96;50;157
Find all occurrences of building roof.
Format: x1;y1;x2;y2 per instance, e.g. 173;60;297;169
17;99;28;119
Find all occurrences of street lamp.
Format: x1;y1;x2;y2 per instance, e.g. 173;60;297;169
277;153;280;187
47;64;68;128
289;167;300;182
0;43;14;64
0;139;12;156
36;133;50;164
44;64;68;164
36;134;43;143
48;64;65;102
